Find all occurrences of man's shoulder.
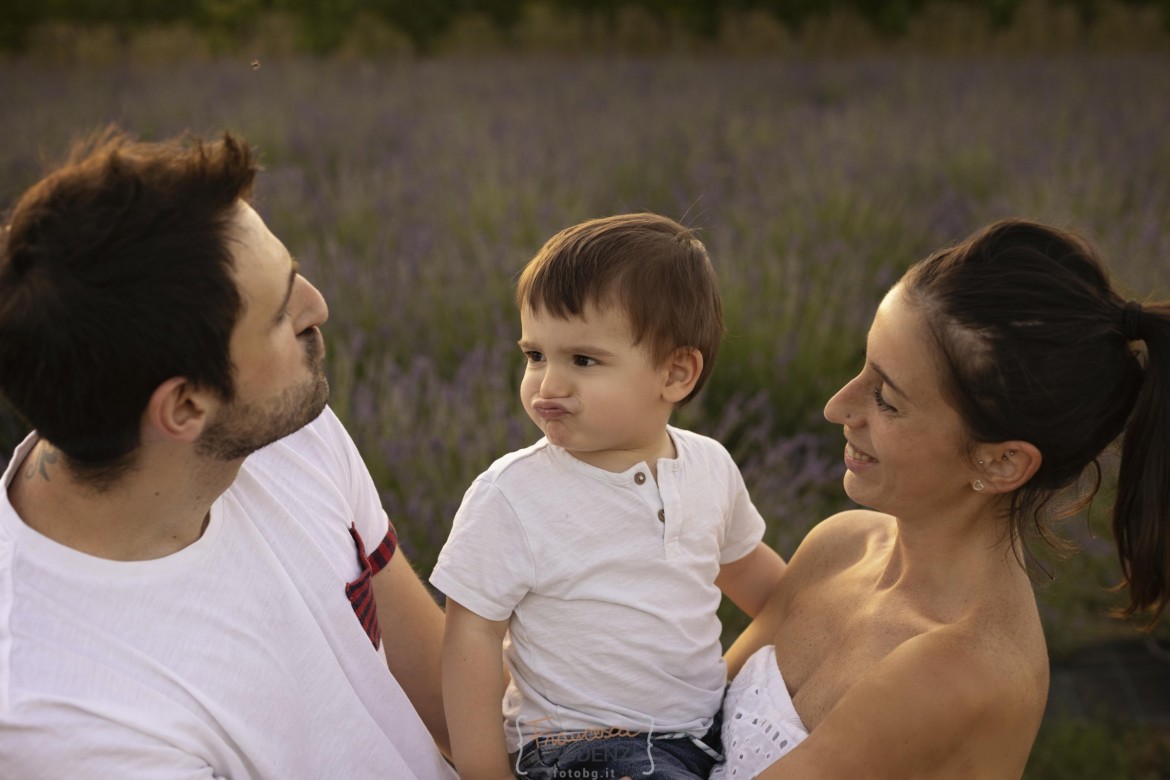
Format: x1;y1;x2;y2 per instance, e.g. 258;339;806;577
233;407;360;506
276;405;347;450
245;407;348;468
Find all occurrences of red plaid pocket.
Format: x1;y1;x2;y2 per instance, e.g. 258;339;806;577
345;523;398;648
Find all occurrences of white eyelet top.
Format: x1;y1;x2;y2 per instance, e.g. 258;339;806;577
711;645;810;779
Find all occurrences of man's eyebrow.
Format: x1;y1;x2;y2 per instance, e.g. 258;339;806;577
871;361;909;401
274;258;299;323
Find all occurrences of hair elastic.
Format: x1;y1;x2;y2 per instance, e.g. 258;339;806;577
1122;301;1144;342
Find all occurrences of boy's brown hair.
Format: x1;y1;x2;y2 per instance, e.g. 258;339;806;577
515;212;724;405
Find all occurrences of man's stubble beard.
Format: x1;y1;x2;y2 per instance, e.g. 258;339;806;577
196;332;330;462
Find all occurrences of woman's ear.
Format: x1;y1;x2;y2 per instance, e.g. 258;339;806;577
142;377;214;445
973;441;1042;494
662;347;704;404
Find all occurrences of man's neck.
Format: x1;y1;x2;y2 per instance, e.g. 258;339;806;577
7;438;239;561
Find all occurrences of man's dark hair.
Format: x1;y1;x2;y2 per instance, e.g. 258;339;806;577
0;127;259;483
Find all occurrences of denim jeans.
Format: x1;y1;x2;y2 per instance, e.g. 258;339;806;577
513;715;722;780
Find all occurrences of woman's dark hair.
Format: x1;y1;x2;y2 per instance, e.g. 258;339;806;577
0;127;258;486
901;219;1169;624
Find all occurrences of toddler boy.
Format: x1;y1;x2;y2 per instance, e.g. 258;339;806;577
431;213;785;780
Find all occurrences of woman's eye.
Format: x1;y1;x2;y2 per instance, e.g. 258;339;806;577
872;387;897;413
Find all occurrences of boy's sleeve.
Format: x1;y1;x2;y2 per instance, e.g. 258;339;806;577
718;445;767;565
430;476;536;621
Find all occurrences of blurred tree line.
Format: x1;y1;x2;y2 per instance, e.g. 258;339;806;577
2;0;1168;54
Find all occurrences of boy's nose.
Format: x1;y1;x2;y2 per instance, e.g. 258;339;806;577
539;365;569;398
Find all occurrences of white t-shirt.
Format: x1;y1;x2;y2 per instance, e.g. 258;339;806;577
430;426;765;753
0;407;455;780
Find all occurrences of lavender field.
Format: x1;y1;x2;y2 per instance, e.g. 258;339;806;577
3;50;1170;775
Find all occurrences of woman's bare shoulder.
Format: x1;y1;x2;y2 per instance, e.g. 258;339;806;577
724;510;893;673
786;509;894;578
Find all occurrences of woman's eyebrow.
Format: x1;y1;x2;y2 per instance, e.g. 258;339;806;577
871;361;909;401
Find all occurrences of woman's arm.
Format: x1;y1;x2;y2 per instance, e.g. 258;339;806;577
755;630;1024;779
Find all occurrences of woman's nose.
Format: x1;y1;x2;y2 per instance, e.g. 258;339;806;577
824;375;861;425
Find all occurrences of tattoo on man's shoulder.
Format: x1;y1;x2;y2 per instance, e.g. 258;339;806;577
24;444;58;482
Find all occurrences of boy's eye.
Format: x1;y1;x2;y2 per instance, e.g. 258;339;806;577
523;350;545;363
573;355;597;367
872;387;897;413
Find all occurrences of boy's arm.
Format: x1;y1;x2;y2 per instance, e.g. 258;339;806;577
443;599;513;780
715;541;786;618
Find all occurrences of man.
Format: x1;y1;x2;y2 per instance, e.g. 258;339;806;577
0;128;454;778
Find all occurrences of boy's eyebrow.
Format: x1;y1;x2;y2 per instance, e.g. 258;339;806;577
273;258;299;324
516;339;617;357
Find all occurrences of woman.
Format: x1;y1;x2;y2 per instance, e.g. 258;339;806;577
714;219;1170;778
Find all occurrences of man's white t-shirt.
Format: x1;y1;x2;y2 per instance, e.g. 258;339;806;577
0;407;454;780
430;426;765;752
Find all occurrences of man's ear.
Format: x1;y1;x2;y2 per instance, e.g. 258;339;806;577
662;347;704;405
973;441;1042;494
143;377;215;445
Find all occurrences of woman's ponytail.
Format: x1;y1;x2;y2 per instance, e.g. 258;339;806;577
1113;301;1170;624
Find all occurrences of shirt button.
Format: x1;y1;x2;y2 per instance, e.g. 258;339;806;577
658;509;665;523
634;472;646;485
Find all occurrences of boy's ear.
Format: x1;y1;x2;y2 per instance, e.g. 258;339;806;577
662;347;704;404
142;377;215;445
972;441;1042;494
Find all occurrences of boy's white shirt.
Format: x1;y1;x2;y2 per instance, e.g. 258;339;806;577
430;426;765;752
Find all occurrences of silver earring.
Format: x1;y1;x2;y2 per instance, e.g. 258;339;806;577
977;460;985;466
1003;450;1016;461
972;479;985;492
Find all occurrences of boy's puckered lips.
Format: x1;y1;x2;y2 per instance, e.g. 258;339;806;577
532;400;569;420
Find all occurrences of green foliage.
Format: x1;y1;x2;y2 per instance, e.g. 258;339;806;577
1026;717;1170;779
366;0;461;54
0;0;42;51
199;0;265;41
274;0;362;54
6;0;1170;54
